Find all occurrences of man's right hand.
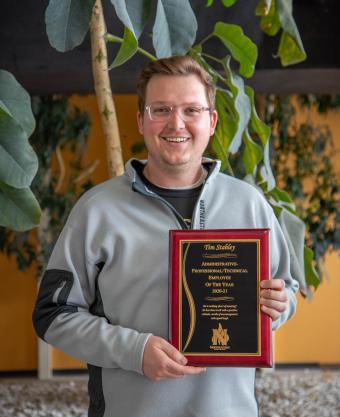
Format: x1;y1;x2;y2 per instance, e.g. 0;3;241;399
142;335;206;381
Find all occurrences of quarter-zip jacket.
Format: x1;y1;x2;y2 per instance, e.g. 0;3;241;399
33;158;298;417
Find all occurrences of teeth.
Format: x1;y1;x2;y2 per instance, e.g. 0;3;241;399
163;137;189;143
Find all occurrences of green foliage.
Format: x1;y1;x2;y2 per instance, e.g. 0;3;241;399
304;246;321;289
245;86;275;189
0;97;92;275
256;0;306;66
108;0;149;68
44;0;306;70
42;0;322;293
0;72;35;138
213;23;258;78
206;0;237;6
110;0;150;40
0;184;41;233
0;70;41;231
45;0;96;52
152;0;197;58
266;94;340;274
188;41;315;292
46;0;198;61
0;107;36;188
276;0;306;66
109;27;139;69
256;0;280;36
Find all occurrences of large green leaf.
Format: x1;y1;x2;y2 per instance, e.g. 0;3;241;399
189;47;224;86
276;0;306;65
0;105;38;189
270;186;295;211
223;59;251;153
0;181;40;231
255;0;273;14
304;246;320;289
244;86;270;145
109;0;151;68
111;0;151;39
213;23;258;78
213;89;237;170
278;31;307;66
256;0;281;36
45;0;96;52
153;0;197;58
0;70;35;138
245;85;275;190
109;27;138;69
0;71;41;231
242;129;262;175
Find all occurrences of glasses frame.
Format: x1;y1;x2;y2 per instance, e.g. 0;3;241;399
144;104;212;122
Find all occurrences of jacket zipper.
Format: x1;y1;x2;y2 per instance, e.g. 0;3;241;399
132;182;189;230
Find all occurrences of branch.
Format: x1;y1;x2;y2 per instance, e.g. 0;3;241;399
55;145;66;193
90;0;124;177
105;34;157;62
74;160;100;184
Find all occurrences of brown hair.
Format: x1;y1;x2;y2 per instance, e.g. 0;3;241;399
137;55;216;112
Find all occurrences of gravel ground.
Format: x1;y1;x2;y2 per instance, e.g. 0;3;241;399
256;369;340;417
0;369;339;417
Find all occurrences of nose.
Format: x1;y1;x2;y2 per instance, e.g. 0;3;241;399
167;108;186;129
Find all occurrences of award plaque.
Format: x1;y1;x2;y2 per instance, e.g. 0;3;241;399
169;229;272;367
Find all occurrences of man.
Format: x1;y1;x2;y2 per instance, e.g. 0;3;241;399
33;56;298;417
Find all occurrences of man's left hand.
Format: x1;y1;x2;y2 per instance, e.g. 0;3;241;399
260;279;289;321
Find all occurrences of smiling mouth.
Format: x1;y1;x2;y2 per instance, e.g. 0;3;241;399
161;136;190;143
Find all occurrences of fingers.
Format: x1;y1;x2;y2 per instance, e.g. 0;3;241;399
161;339;188;365
260;279;289;321
165;361;206;380
261;278;285;291
142;336;206;381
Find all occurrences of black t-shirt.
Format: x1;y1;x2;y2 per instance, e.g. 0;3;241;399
135;164;203;228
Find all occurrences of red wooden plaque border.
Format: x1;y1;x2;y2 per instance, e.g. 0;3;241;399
169;229;272;367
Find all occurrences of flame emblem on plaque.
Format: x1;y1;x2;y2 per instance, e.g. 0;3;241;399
211;323;229;346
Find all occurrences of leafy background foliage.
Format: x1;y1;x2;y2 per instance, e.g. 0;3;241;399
266;94;340;266
0;97;92;275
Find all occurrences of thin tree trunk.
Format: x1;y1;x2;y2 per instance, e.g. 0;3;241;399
90;0;124;177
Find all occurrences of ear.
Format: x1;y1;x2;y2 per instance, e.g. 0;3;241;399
137;111;144;135
209;110;218;136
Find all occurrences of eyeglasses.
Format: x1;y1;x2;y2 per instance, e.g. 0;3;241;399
145;104;212;122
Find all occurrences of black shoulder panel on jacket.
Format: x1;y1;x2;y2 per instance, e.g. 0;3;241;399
32;269;78;340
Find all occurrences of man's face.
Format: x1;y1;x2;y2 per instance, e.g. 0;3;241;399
137;74;217;176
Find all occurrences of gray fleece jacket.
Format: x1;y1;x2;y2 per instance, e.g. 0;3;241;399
33;158;298;417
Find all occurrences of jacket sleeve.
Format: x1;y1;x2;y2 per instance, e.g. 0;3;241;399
268;211;299;331
32;221;152;374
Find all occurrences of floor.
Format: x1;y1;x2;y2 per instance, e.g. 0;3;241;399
0;369;339;416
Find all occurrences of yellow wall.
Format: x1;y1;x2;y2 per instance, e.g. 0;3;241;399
0;95;339;371
0;257;37;370
274;101;340;364
276;252;340;364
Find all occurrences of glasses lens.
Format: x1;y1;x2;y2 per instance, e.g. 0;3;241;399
150;105;171;120
183;106;204;120
147;105;209;121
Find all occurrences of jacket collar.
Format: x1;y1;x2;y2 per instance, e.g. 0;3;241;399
125;158;221;187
